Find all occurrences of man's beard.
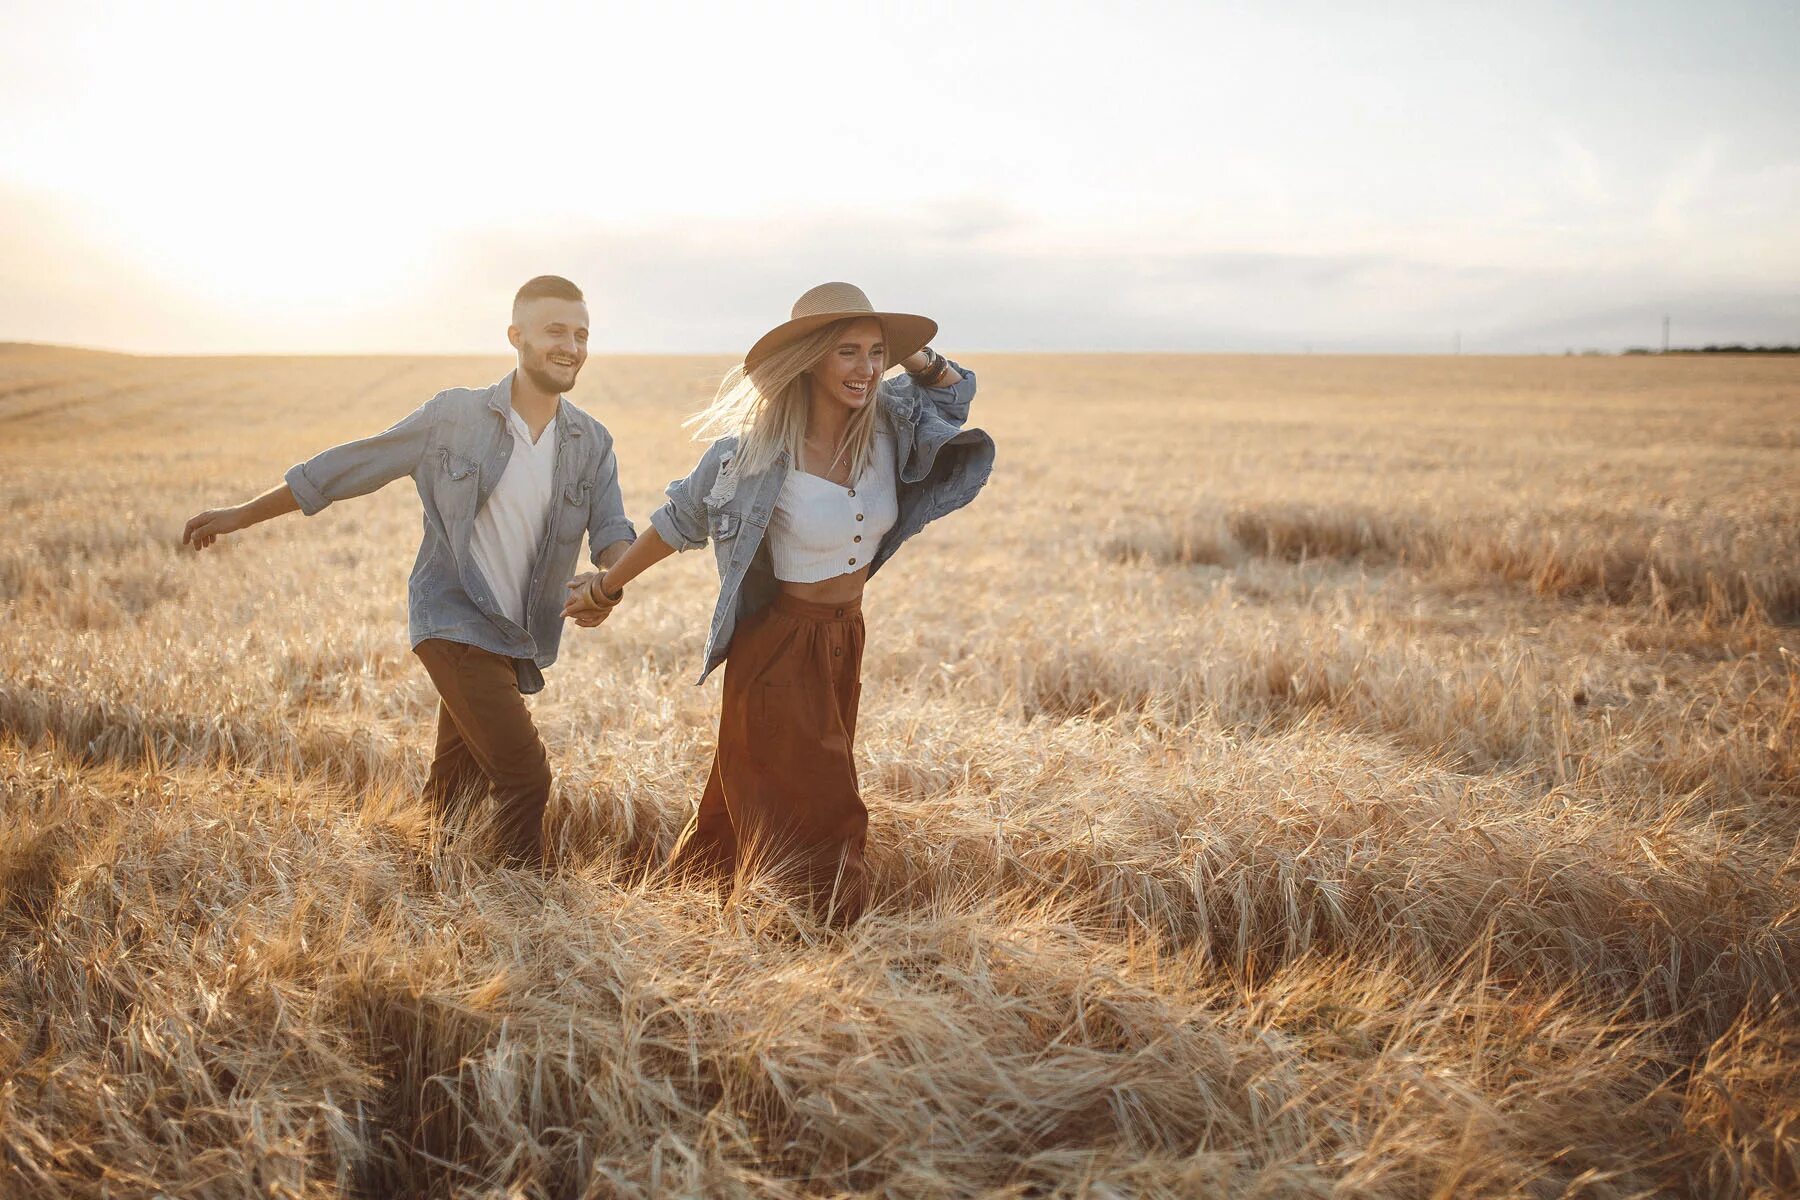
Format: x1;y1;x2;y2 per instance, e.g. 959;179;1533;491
521;358;577;395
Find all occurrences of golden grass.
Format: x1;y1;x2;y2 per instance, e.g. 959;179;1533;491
2;344;1797;1197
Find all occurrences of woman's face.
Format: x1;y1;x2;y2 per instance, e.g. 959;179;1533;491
809;318;885;411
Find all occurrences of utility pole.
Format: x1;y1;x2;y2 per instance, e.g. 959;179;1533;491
1662;314;1670;353
1453;329;1462;356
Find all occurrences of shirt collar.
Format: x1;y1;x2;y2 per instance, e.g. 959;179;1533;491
492;370;583;437
876;383;918;424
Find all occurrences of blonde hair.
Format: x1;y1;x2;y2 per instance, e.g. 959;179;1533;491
685;318;882;481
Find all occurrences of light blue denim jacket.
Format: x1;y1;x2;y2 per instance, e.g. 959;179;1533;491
650;361;991;683
284;372;635;694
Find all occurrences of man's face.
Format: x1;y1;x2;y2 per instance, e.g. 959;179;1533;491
509;298;589;395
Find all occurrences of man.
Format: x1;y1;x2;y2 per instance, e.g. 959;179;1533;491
183;275;634;868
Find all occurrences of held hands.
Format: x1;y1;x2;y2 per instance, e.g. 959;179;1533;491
562;570;622;628
182;505;245;551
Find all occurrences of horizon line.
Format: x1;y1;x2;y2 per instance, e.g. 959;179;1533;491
3;339;1761;362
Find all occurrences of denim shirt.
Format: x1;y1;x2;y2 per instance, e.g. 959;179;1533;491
284;372;635;694
650;361;991;683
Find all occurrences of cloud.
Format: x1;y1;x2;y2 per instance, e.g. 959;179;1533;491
1488;288;1800;351
1552;131;1611;206
0;185;182;349
2;186;1795;356
435;226;1463;353
1650;140;1723;235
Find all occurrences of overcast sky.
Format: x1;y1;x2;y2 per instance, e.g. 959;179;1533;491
2;0;1796;355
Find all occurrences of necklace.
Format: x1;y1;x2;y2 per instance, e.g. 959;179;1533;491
803;423;854;480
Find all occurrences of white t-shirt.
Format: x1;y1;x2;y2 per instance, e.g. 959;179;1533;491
769;420;900;583
469;406;560;626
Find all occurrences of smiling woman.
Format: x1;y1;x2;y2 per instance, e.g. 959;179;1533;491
560;281;992;925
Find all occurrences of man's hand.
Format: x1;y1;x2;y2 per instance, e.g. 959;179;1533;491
562;571;617;628
180;484;302;552
182;505;245;551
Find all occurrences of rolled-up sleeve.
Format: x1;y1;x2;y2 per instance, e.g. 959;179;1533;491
648;446;719;552
284;394;442;516
586;434;637;564
892;360;977;427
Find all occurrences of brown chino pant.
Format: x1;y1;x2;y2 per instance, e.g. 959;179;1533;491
412;638;552;868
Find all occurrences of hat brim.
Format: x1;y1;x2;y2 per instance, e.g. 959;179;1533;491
745;311;938;373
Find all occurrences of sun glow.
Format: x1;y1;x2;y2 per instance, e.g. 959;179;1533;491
3;2;1797;354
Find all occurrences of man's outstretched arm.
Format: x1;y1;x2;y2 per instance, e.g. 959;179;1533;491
182;483;301;551
182;393;443;553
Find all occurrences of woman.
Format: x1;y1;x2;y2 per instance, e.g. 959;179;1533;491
561;282;993;924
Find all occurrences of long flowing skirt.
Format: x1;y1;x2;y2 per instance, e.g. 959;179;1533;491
666;592;868;924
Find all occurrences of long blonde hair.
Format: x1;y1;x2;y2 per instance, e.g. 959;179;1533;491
685;318;882;481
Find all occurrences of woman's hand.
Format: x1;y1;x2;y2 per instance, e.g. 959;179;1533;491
901;347;962;388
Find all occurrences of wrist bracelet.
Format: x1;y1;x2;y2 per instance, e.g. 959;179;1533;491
586;574;623;608
908;348;945;383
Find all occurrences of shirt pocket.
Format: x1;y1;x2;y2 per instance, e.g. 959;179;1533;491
558;479;593;543
439;447;479;482
434;449;481;515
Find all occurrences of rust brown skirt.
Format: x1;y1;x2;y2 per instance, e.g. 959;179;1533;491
666;592;868;923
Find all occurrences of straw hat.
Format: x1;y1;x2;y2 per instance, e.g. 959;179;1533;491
745;282;937;371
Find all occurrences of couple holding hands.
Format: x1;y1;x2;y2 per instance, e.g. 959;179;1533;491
182;276;993;925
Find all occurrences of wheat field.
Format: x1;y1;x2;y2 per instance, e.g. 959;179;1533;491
1;343;1796;1198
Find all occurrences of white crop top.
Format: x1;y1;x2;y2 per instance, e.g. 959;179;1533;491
769;421;900;582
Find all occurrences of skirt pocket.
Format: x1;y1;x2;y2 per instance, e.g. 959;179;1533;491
753;681;797;733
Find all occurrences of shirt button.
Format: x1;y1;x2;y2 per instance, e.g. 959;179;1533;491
855;513;864;521
848;557;856;565
848;489;856;498
853;535;862;543
833;646;843;657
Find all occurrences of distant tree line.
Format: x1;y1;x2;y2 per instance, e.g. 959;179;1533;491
1621;344;1800;355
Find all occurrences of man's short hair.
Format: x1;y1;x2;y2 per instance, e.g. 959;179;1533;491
513;275;585;322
